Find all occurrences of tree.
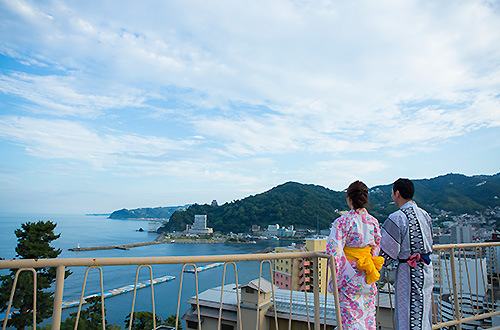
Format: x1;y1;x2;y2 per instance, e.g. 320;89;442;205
164;313;183;330
124;311;162;330
59;295;120;330
124;311;183;330
0;221;68;330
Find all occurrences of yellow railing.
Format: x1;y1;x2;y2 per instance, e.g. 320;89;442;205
431;242;500;330
1;242;500;330
0;251;342;330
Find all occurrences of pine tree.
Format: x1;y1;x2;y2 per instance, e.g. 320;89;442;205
0;221;65;330
59;296;111;330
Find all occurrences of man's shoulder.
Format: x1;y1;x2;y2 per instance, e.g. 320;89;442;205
388;209;404;218
387;209;406;224
413;204;431;219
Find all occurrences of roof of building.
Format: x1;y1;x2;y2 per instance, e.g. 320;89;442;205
240;278;276;293
183;279;396;326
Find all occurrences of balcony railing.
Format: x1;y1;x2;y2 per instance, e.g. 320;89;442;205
1;242;500;330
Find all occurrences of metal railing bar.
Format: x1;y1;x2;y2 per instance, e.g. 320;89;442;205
490;247;495;312
267;260;279;330
218;262;241;330
313;256;320;330
433;242;500;249
288;258;294;330
323;260;328;330
2;268;37;330
301;257;311;330
327;254;342;330
3;243;500;330
448;247;462;330
74;266;106;330
255;260;279;330
0;252;322;269
457;248;464;319
474;247;480;315
127;265;156;330
52;265;65;330
481;248;492;313
177;263;201;330
432;309;500;329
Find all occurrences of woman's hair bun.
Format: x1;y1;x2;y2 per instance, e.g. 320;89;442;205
346;180;369;209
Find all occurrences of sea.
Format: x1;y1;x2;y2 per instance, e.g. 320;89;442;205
0;213;292;328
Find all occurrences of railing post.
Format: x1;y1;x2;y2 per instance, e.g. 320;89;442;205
51;265;66;330
449;248;462;330
313;257;320;330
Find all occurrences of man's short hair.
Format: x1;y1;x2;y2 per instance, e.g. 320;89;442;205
393;178;414;200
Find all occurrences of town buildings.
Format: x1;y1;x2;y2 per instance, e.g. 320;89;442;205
272;238;329;295
181;277;397;330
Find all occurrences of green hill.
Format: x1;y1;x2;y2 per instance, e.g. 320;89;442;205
369;173;500;219
108;205;190;220
163;182;346;233
115;172;500;234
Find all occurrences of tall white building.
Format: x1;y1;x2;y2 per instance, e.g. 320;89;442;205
188;215;213;235
433;253;488;296
451;224;473;243
433;254;492;329
266;224;280;237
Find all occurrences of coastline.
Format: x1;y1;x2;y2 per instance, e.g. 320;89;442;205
68;241;162;251
68;238;260;251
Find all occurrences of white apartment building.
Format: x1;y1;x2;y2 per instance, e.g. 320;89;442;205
433;253;488;296
432;253;498;329
188;214;213;235
451;224;473;243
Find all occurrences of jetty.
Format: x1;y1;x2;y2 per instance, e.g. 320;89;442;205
69;241;162;251
1;275;176;320
61;275;176;309
184;262;224;273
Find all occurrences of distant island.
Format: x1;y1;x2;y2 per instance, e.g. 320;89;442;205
107;172;500;234
86;213;111;216
108;205;191;220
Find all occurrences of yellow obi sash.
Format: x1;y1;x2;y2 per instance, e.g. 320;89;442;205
343;246;385;284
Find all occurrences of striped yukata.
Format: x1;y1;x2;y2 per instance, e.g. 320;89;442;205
380;201;433;330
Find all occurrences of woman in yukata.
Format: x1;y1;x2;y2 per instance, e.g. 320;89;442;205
326;180;384;330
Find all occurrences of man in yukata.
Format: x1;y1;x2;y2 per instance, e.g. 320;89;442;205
380;178;433;330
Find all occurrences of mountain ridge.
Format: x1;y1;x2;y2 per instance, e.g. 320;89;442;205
110;172;500;233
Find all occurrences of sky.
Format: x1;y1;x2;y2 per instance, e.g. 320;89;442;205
0;0;499;214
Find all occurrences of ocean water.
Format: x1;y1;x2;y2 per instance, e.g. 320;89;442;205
0;214;290;327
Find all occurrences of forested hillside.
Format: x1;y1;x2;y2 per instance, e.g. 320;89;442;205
163;182;346;233
369;173;500;219
108;205;190;219
117;172;500;234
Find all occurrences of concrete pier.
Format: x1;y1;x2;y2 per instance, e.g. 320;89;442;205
69;241;162;251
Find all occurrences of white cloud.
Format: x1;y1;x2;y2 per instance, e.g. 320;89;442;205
0;116;195;167
0;0;500;211
304;159;390;190
0;73;146;117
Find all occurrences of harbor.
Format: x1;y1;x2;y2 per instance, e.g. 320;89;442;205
1;275;176;321
61;275;176;309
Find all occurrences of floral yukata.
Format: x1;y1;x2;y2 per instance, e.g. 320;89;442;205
326;208;382;330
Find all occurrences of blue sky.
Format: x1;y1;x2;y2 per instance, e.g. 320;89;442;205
0;0;499;214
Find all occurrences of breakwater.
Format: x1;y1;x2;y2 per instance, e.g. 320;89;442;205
69;241;162;251
61;275;175;309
